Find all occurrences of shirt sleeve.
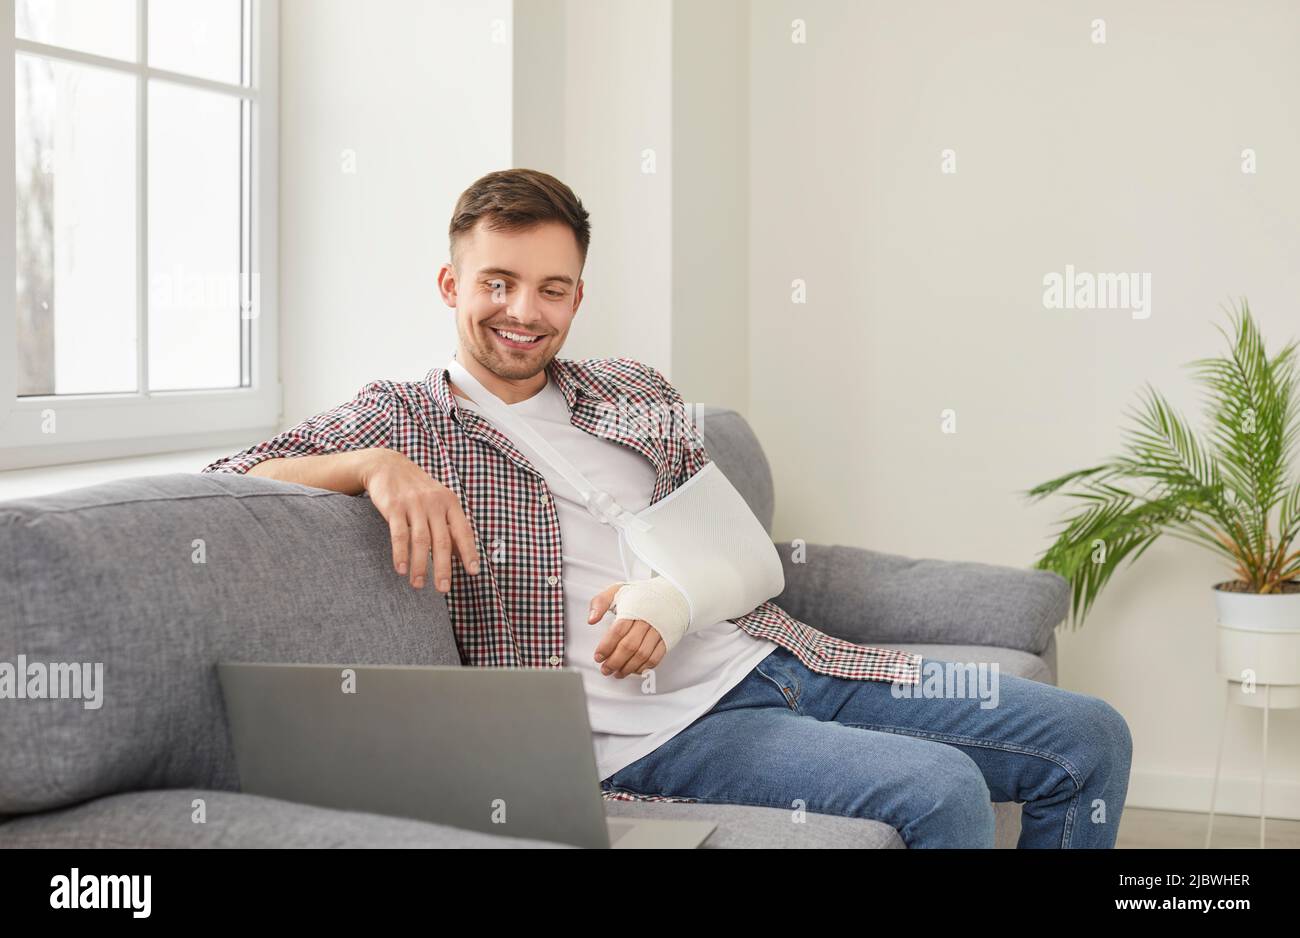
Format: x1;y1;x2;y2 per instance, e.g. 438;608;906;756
200;380;397;475
640;363;712;484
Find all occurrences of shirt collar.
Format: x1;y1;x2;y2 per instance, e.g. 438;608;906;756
426;355;586;424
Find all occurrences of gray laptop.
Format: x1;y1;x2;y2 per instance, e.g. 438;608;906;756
216;662;715;849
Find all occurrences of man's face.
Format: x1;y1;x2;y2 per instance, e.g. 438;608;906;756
438;219;584;381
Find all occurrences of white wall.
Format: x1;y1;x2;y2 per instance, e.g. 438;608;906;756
278;0;513;422
513;0;749;408
530;0;674;368
748;0;1300;817
281;0;674;406
671;0;750;415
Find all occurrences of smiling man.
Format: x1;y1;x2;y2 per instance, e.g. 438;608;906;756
202;168;1132;848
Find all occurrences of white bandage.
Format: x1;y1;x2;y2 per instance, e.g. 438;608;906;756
611;577;692;651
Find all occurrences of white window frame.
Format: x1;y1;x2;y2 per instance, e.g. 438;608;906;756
0;0;280;470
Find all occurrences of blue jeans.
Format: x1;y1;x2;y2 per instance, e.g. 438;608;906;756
599;645;1133;848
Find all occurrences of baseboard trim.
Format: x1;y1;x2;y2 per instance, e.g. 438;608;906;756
1126;769;1300;820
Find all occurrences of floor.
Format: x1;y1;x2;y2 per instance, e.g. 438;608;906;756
1116;807;1300;848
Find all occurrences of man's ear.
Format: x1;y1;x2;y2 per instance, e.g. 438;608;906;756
437;263;458;306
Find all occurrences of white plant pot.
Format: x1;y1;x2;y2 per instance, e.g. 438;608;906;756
1214;585;1300;697
1214;585;1300;631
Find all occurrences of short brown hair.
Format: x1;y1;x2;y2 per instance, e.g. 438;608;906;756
448;168;591;274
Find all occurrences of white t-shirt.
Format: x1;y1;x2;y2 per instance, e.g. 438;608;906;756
453;373;778;781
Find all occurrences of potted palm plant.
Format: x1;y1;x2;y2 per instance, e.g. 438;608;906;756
1025;300;1300;690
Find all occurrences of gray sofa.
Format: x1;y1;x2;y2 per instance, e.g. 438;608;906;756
0;405;1066;848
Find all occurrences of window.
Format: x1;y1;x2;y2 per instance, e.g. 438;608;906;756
1;0;279;469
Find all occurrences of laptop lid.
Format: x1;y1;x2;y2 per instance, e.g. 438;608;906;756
217;663;613;848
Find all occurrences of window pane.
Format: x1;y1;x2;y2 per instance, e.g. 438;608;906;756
15;54;137;396
148;0;242;85
15;0;137;62
147;80;242;391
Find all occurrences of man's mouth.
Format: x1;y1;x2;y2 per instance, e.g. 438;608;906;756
490;327;544;350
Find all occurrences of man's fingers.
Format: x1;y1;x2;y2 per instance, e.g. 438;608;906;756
407;512;432;588
601;620;649;677
593;616;631;666
365;457;475;587
446;505;481;576
429;511;453;592
389;514;411;576
618;627;662;678
646;641;667;670
588;582;624;625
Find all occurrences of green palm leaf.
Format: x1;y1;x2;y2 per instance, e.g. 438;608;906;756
1025;299;1300;624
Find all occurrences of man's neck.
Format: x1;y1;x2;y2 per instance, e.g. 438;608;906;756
451;350;549;405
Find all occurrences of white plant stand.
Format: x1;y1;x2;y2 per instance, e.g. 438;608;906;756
1204;623;1300;848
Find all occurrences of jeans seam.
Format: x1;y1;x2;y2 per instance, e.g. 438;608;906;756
841;721;1085;848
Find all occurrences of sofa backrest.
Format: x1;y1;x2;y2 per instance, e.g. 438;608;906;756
698;405;775;534
0;472;459;815
0;406;772;816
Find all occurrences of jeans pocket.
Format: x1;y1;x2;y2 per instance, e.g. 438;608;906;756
753;661;800;712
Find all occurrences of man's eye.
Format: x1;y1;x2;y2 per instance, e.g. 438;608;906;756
487;280;507;291
545;290;565;298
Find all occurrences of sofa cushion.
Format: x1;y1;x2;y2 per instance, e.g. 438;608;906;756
0;790;567;848
0;473;459;815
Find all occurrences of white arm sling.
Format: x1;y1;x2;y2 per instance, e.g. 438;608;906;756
446;358;785;630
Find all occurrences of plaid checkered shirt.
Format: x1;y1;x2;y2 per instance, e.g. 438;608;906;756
201;357;923;689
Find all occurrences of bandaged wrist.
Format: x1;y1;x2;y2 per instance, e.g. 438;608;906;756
612;577;692;651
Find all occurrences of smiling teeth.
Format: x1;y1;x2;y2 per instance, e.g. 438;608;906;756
496;329;539;343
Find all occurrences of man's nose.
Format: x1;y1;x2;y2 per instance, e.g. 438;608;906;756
506;292;544;326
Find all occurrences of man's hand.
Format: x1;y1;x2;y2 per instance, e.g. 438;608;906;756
588;582;667;678
361;448;481;592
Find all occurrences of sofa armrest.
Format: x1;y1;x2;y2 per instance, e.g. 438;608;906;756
770;542;1067;656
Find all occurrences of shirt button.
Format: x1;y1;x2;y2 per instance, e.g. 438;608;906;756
539;493;549;505
548;655;561;666
547;574;559;586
